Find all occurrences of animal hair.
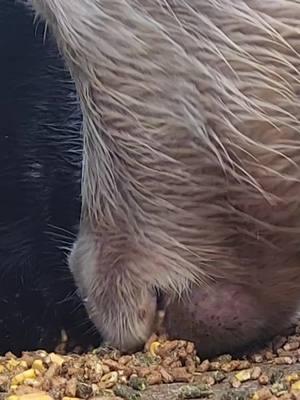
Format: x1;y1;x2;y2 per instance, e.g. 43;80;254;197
29;0;300;352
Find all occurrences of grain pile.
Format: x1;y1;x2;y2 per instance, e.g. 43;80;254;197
1;324;300;400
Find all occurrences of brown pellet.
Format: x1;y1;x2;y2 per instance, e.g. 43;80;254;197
283;342;299;352
146;371;162;385
197;360;210;373
208;362;221;371
230;376;242;388
65;378;77;398
274;357;294;365
252;388;273;400
221;361;241;372
157;367;173;384
251;367;262;380
169;367;193;383
259;374;270;385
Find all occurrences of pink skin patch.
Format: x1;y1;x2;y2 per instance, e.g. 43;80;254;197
164;282;279;358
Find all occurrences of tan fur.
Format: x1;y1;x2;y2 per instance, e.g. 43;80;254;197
29;0;300;354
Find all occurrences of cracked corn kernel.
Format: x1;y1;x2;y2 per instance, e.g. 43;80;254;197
12;369;36;385
32;360;45;373
291;381;300;391
149;342;160;356
235;369;252;382
8;394;53;400
48;353;65;366
286;374;300;383
62;398;81;400
7;360;22;371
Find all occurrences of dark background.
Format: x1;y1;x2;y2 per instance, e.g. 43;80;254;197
0;0;100;354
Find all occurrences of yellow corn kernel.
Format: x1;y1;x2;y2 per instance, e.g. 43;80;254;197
62;398;81;400
287;373;300;383
149;341;161;356
291;380;300;391
19;361;28;369
12;369;36;385
49;353;64;366
8;393;53;400
32;359;45;373
7;359;20;371
235;369;252;382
